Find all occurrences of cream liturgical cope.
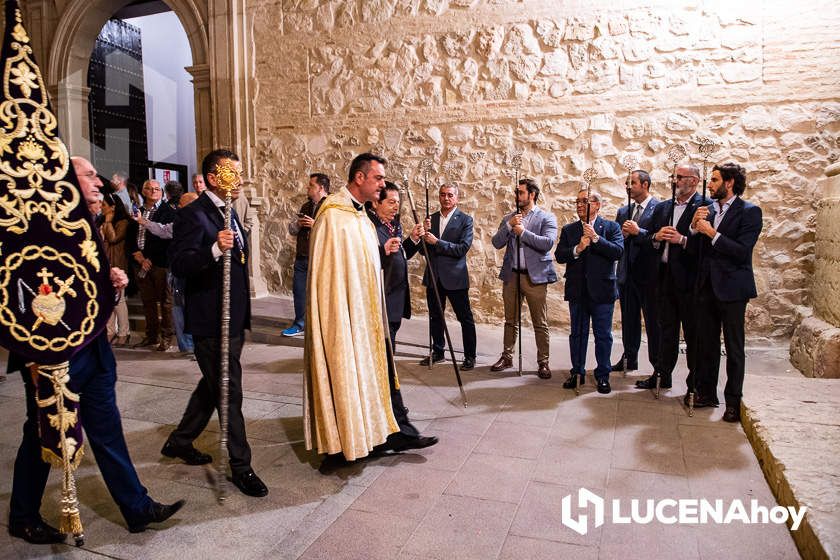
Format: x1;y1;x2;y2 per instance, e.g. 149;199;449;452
303;187;399;460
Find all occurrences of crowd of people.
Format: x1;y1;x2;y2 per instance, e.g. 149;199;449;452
8;150;762;545
289;155;762;426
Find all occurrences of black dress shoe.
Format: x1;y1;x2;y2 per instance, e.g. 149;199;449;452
419;353;445;366
128;500;186;533
161;441;212;465
388;433;439;452
611;358;638;372
686;394;720;408
461;357;475;370
230;470;268;497
635;374;672;390
596;378;612;394
562;374;584;389
722;406;741;423
9;519;66;544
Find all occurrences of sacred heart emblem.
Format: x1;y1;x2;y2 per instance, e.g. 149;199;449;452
32;290;66;326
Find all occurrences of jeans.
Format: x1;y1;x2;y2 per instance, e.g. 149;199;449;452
292;257;308;328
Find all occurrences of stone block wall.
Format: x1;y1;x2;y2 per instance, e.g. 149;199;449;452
249;0;840;338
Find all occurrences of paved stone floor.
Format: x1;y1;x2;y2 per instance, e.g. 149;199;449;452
0;298;804;559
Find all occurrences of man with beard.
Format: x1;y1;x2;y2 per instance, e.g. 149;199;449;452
690;163;762;422
636;164;710;397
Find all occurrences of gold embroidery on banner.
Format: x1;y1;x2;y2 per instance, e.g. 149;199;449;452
0;8;98;270
0;245;98;351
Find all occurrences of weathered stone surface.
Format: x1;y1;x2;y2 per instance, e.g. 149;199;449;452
743;375;840;560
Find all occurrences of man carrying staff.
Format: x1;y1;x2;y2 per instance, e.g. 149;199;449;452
304;153;437;464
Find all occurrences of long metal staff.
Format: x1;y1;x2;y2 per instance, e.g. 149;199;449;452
685;139;716;417
655;144;687;401
213;161;239;502
573;168;597;396
403;175;468;407
420;159;434;369
620;155;638;379
511;152;523;376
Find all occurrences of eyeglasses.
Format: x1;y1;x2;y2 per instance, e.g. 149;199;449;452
674;175;697;181
575;200;600;206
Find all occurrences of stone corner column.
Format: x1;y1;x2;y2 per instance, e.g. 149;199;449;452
242;182;268;298
789;162;840;378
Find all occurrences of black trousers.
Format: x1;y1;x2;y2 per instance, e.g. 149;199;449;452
695;285;748;407
168;333;252;474
618;276;660;368
384;335;419;438
655;267;698;389
426;283;476;359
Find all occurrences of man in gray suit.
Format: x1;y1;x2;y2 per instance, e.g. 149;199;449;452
407;184;476;370
490;178;558;379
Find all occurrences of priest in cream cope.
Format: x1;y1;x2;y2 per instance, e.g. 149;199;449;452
303;153;438;462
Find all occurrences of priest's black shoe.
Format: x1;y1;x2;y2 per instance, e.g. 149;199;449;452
461;357;475;370
128;500;186;533
230;469;268;497
722;406;741;423
611;357;637;372
635;374;672;390
562;374;584;389
419;353;445;366
596;378;612;394
161;441;212;465
9;519;66;544
388;433;439;452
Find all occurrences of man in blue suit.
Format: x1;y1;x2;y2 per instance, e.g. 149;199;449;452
555;190;624;394
613;169;660;374
407;184;476;370
161;149;267;497
690;163;762;422
490;178;558;379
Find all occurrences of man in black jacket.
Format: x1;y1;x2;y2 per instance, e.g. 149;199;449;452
690;163;762;422
126;179;176;351
636;164;711;394
160;149;267;498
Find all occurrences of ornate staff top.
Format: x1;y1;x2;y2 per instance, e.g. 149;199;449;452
214;161;241;193
582;167;597;186
666;144;687;165
698;138;717;160
621;155;638;172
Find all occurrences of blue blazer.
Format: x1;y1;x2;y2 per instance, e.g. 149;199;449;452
411;208;473;291
648;192;711;291
492;206;558;285
615;197;659;285
169;193;251;337
555;216;624;304
693;196;762;302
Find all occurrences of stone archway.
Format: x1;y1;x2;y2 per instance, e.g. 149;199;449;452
40;0;212;166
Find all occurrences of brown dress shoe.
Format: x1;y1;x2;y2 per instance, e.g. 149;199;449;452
537;362;552;379
490;354;513;372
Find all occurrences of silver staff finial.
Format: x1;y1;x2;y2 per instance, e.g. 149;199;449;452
582;167;597;185
667;144;687;164
621;155;638;172
698;138;716;160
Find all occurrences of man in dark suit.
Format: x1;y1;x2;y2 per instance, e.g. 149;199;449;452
690;163;762;422
635;164;710;393
368;182;421;349
161;149;267;498
555;190;623;394
490;178;558;379
613;169;660;374
406;184;476;370
125;179;177;351
8;157;183;543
